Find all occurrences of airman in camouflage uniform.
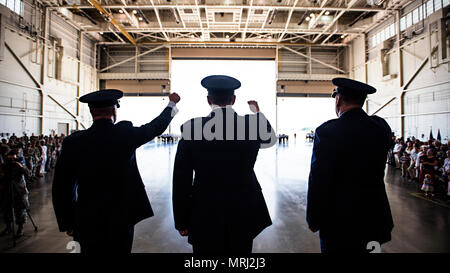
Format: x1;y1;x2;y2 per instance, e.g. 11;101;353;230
0;150;30;238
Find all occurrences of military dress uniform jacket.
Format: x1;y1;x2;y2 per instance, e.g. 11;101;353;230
172;107;276;250
307;108;394;245
52;106;175;241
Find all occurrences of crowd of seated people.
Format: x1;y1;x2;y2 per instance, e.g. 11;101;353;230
0;134;65;186
389;136;450;200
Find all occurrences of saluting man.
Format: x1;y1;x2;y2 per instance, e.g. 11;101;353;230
306;78;394;253
52;89;180;253
172;75;276;254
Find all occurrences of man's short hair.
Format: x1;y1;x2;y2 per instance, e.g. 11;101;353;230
339;92;367;106
209;95;234;105
89;106;115;117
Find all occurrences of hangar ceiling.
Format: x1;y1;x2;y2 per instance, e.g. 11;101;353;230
45;0;409;46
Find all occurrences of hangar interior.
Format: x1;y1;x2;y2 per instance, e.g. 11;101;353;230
0;0;449;253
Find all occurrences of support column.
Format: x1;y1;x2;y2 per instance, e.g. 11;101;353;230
168;45;172;134
363;34;368;84
135;46;139;73
39;7;50;135
76;31;83;130
396;10;405;137
275;46;279;133
308;46;312;74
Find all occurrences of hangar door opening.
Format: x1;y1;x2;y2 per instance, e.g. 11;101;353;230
170;60;277;135
277;97;336;138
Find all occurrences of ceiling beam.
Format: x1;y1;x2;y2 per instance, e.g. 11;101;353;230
50;5;390;12
149;0;169;41
321;28;337;45
121;7;138;28
242;0;254;41
85;27;360;35
281;45;346;73
310;0;330;29
278;0;299;42
86;0;136;45
312;0;358;43
194;0;205;40
99;45;166;72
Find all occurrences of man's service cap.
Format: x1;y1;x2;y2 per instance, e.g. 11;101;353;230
331;78;376;98
201;75;241;97
79;89;123;108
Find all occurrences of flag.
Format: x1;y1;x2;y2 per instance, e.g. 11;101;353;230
429;128;434;140
437;129;441;141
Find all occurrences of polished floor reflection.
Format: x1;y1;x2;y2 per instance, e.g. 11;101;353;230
1;139;449;253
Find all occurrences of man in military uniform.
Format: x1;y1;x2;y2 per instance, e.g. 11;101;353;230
172;75;276;254
306;78;394;253
52;89;180;253
0;150;30;238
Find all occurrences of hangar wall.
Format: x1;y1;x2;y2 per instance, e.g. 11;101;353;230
0;1;96;137
350;2;450;141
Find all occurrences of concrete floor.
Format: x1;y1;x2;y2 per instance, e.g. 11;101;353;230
1;140;449;253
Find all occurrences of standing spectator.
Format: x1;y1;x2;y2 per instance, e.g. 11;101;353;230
408;143;421;181
393;139;403;168
34;141;43;177
400;151;411;178
416;145;427;180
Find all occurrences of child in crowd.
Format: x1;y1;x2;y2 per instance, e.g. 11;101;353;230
421;174;434;197
400;151;411;178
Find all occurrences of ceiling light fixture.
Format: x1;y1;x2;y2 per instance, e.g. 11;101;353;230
119;9;124;14
325;11;330;15
133;10;137;14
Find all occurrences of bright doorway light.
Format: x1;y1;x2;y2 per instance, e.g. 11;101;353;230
170;60;277;135
277;97;336;136
117;96;170;130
